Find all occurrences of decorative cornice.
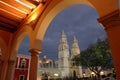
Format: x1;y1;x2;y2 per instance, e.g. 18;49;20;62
98;10;120;30
29;49;42;56
17;54;31;59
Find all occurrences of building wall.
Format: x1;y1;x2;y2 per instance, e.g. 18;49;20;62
13;54;31;80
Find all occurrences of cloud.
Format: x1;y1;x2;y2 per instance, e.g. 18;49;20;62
19;5;107;60
41;5;107;60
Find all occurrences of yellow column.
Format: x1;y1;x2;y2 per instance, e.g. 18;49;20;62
98;10;120;80
6;60;15;80
29;49;41;80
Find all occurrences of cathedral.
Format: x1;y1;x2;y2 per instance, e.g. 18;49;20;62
58;30;82;78
13;31;112;80
38;30;83;79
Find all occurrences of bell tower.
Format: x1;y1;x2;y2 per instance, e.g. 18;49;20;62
58;30;70;77
71;36;83;78
71;36;80;57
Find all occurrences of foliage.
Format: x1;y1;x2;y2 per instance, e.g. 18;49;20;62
72;38;113;78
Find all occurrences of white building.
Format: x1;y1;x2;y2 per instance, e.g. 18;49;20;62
58;30;82;78
38;30;83;79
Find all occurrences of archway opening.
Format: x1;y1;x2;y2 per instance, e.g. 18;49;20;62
41;4;107;59
38;4;114;79
18;36;30;56
13;35;30;80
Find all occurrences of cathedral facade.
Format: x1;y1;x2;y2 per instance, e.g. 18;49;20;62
38;31;83;79
58;30;82;78
13;31;113;80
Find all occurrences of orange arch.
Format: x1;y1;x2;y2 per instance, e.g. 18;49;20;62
9;25;32;60
34;0;95;50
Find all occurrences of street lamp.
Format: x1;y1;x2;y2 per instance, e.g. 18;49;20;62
91;72;95;77
100;71;104;76
83;72;86;77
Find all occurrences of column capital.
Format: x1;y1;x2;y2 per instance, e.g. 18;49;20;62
29;48;42;56
98;10;120;30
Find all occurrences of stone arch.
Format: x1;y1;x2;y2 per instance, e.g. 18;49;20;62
32;0;118;77
34;0;95;50
33;0;117;50
10;25;32;60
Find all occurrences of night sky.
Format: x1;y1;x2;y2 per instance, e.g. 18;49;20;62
18;5;107;60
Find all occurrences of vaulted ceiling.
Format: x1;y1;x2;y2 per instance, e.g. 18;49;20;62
0;0;45;33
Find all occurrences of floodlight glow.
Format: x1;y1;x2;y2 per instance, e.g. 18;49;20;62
54;73;59;76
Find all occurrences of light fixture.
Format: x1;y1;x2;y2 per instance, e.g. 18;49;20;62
15;0;36;9
35;0;40;2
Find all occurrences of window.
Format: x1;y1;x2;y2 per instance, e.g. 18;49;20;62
21;59;26;69
19;75;24;80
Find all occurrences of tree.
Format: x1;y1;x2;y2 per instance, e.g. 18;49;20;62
72;38;113;79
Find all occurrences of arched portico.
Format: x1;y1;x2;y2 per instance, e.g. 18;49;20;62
33;0;119;79
10;26;32;60
34;0;118;51
35;0;94;49
0;0;119;80
9;25;42;80
5;25;32;80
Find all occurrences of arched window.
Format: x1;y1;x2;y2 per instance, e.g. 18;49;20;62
49;61;52;68
21;59;26;69
73;70;76;78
